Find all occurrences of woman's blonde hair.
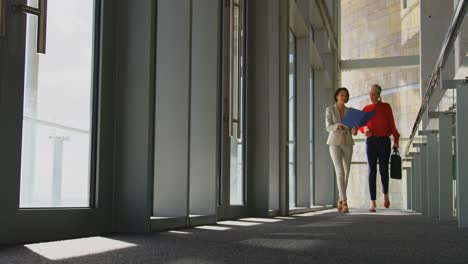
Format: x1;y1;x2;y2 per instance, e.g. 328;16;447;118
371;84;382;102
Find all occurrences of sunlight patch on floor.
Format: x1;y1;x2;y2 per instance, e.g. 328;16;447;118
240;218;283;223
218;220;262;227
274;216;297;220
294;209;336;217
195;225;232;231
237;238;324;251
168;230;192;235
25;236;136;261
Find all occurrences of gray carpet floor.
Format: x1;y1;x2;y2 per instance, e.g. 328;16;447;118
1;209;468;264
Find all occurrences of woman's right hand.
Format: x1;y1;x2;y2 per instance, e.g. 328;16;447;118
364;129;372;138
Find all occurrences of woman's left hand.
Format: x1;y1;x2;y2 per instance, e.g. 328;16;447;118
393;144;399;150
351;127;358;135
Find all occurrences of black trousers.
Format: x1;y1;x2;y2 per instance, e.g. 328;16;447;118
366;136;391;201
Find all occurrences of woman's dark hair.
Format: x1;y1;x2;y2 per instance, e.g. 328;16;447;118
334;87;350;103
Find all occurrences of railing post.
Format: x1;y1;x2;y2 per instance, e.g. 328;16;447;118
422;131;440;219
404;167;412;210
421;143;429;218
413;153;421;212
50;136;69;207
415;142;428;216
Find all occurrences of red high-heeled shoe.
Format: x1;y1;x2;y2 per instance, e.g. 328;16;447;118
384;197;390;208
369;208;376;213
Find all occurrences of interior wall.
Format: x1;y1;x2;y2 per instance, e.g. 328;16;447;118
420;0;454;123
114;0;155;232
247;0;280;217
189;0;220;216
296;0;312;208
153;0;191;218
313;28;336;206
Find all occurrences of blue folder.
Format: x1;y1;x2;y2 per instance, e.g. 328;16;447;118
341;108;375;128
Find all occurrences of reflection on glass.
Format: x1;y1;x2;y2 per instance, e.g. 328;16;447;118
288;30;296;208
19;0;96;208
230;2;244;205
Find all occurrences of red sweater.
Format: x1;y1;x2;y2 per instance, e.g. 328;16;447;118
359;102;400;144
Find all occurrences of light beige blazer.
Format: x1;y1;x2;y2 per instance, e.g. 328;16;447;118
325;104;355;146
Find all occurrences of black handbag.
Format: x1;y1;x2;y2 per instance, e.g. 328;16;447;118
390;149;402;180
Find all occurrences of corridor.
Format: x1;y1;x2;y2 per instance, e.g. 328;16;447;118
2;210;467;264
2;0;468;262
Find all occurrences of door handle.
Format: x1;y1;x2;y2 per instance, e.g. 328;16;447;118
0;0;5;37
16;0;47;54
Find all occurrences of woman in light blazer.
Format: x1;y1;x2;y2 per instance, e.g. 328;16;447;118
326;87;358;213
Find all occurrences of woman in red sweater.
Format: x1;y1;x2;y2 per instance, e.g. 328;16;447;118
360;84;400;212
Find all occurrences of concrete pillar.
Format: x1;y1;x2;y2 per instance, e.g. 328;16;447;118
426;132;440;218
313;28;335;206
456;88;468;227
115;0;156;232
296;0;311;208
265;0;280;213
189;0;220;217
439;114;454;221
153;0;191;218
247;0;286;216
278;0;289;216
420;0;454;125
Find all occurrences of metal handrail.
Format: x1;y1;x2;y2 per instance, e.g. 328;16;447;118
353;137;411;143
406;0;468;155
24;115;89;134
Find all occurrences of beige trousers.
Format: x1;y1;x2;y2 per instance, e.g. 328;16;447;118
329;144;353;200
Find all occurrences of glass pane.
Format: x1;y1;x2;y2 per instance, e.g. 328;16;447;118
289;143;296;208
20;0;96;208
288;30;296;208
341;0;420;60
230;5;244;205
342;66;420;208
229;132;243;205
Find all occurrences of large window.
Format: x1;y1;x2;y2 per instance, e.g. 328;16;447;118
288;30;297;208
19;0;99;208
340;0;421;209
229;0;245;205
